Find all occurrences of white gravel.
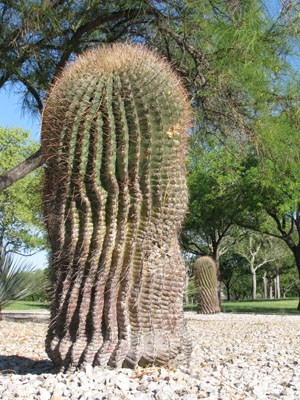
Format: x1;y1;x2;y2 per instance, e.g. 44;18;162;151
0;312;299;399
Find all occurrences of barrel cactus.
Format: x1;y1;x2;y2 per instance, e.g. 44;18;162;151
194;256;220;314
42;44;192;371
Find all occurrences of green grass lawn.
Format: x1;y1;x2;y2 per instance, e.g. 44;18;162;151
222;298;300;314
4;298;300;314
185;298;300;315
4;301;49;310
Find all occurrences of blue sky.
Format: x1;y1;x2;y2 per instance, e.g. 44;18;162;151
0;87;47;269
0;87;41;141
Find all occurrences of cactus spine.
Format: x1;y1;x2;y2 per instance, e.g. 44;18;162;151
42;44;191;371
194;256;220;314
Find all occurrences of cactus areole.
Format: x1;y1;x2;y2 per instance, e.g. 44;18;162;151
42;44;192;371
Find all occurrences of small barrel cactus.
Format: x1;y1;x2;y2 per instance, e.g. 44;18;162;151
194;256;220;314
42;43;192;371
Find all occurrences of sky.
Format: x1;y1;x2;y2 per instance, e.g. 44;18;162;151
0;87;47;269
0;87;41;140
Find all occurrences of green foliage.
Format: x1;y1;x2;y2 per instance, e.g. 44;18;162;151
2;0;299;125
279;265;300;298
0;253;36;311
185;125;300;301
185;277;195;305
0;127;46;255
152;0;299;143
21;268;50;302
158;1;300;288
182;136;260;259
0;0;157;113
220;244;297;301
220;253;250;301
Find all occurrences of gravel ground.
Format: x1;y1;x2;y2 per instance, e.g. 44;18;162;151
0;312;299;399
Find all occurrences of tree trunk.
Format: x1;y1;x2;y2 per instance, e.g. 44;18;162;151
0;236;3;257
0;148;44;192
226;283;230;302
212;251;222;306
252;270;257;300
290;246;300;310
263;272;268;299
275;273;280;299
269;280;273;299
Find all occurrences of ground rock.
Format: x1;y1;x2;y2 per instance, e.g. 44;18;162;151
1;313;300;399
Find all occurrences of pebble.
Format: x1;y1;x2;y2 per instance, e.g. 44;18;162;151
0;312;299;399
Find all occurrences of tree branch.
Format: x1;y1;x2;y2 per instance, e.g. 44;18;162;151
254;257;275;271
235;221;283;240
52;8;153;80
6;248;43;257
18;75;44;113
0;148;44;192
181;238;208;256
215;223;232;248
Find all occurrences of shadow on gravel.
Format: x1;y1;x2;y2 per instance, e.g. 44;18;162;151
0;355;55;375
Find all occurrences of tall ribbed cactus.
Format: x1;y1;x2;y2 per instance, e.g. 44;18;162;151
194;256;220;314
42;44;192;371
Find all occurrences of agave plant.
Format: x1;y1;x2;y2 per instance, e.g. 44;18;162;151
0;253;36;316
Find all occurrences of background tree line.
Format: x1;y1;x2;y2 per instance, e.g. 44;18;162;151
1;0;300;308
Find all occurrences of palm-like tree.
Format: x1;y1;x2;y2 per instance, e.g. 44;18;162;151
0;253;36;317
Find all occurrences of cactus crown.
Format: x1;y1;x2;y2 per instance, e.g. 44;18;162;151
42;43;192;215
42;43;191;151
194;255;220;314
194;256;217;288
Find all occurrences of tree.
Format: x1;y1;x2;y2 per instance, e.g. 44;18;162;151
182;119;300;308
182;141;235;300
262;252;293;300
0;127;46;256
280;266;300;298
152;0;299;140
2;1;299;190
21;268;50;302
0;0;158;190
181;136;261;303
182;138;240;264
234;107;300;308
173;0;300;296
0;0;156;112
220;253;249;301
235;233;285;300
